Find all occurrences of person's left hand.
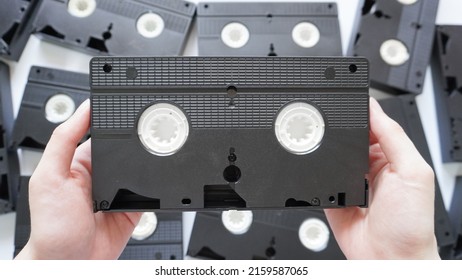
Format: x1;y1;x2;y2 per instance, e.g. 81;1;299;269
15;100;142;260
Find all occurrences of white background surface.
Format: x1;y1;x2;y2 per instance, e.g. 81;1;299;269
1;0;462;260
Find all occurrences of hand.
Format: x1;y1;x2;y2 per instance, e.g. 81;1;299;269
15;100;141;260
325;98;440;259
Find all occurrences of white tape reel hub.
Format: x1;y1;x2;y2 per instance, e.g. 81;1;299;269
275;102;325;155
45;94;76;124
67;0;96;18
138;103;189;156
380;39;410;66
131;212;158;241
137;13;165;38
222;210;253;235
299;218;330;252
221;22;250;48
292;22;320;48
397;0;419;5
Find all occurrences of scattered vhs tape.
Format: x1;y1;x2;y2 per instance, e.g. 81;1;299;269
12;66;90;150
187;210;345;260
0;0;39;61
432;25;462;162
197;2;342;56
30;0;196;56
14;176;31;256
0;62;20;214
378;95;455;248
90;56;370;211
351;0;439;94
120;212;183;260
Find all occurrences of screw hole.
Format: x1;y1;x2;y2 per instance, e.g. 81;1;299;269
328;3;333;9
204;4;209;8
185;3;189;7
349;64;357;73
103;64;112;73
329;196;336;203
416;83;421;88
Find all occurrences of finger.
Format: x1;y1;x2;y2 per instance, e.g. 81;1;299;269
369;97;424;172
71;139;92;178
36;99;90;177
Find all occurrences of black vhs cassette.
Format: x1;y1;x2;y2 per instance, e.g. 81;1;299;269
14;176;31;256
0;0;39;61
120;212;183;260
378;95;455;248
90;56;369;211
432;25;462;162
352;0;439;94
30;0;196;56
187;210;345;260
12;66;90;150
197;2;342;56
0;62;20;213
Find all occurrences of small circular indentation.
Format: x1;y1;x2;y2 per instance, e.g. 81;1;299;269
102;31;112;40
103;64;112;73
292;22;320;48
299;218;330;252
328;196;336;203
204;4;209;8
324;66;336;80
265;247;276;258
126;66;138;79
223;165;241;183
228;153;237;162
349;64;358;73
227;85;237;98
416;83;421;88
182;198;191;205
136;13;165;38
380;39;410;66
45;94;76;124
222;210;253;235
221;22;250;49
67;0;97;18
131;212;157;240
137;103;189;156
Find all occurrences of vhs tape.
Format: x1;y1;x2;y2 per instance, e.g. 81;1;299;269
14;176;31;256
187;210;345;260
440;177;462;260
120;212;183;260
432;25;462;162
197;2;342;56
12;66;90;150
90;56;369;211
0;62;20;213
352;0;439;94
0;0;38;61
378;95;455;248
30;0;196;56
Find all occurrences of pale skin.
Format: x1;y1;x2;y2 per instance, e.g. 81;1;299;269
16;98;440;260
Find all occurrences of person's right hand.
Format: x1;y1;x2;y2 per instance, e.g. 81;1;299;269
325;98;440;259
